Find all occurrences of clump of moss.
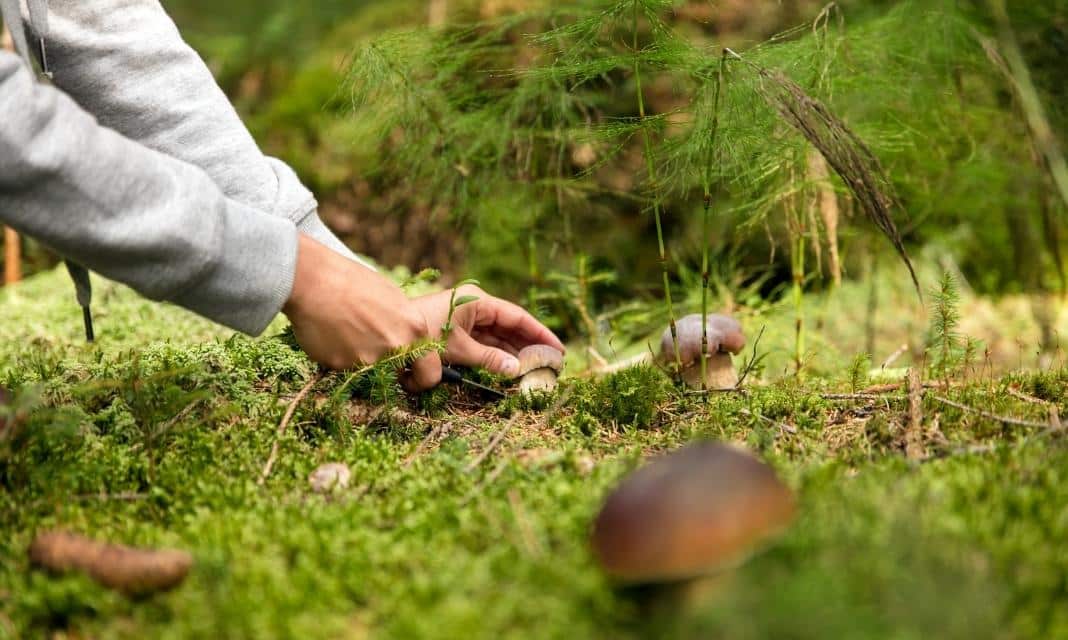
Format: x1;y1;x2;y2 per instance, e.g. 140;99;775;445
565;365;672;432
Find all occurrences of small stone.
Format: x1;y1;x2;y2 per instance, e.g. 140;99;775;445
308;463;351;493
574;454;596;476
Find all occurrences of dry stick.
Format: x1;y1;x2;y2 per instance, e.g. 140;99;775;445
739;408;797;434
464;413;521;473
860;379;953;394
1006;386;1054;407
1006;387;1062;430
73;492;148;502
427;0;447;27
403;423;443;468
904;368;925;460
507;489;544;558
880;343;909;370
930;395;1050;430
808;149;841;286
822;392;903;402
258;371;323;485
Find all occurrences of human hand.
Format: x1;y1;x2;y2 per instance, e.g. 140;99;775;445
282;234;442;390
411;285;565;377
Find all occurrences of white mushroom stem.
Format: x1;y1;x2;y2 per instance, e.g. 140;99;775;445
519;367;559;393
681;353;737;390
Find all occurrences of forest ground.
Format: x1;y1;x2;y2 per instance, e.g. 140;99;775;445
1;267;1067;639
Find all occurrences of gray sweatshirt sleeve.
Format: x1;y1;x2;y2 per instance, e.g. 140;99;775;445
40;0;367;266
0;51;297;335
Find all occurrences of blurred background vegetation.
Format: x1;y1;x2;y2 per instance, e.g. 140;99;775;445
4;0;1067;371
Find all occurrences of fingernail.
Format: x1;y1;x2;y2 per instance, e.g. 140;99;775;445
500;356;520;377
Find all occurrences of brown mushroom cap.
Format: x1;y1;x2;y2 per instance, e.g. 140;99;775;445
516;344;565;376
591;442;795;584
659;314;746;365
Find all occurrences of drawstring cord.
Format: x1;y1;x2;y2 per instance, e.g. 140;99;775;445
2;0;94;340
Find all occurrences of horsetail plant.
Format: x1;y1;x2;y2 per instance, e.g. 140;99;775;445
631;0;682;379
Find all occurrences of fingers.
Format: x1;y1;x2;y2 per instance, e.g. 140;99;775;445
463;296;565;352
404;352;443;392
467;330;520;356
445;330;521;377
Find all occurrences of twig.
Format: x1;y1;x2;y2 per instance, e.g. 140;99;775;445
464;414;520;473
161;397;205;433
739;408;797;434
822;392;905;401
905;368;925;460
930;395;1049;430
507;489;544;558
880;343;909;369
861;380;950;394
1006;386;1054;407
73;492;148;502
402;422;447;468
685;387;750;396
259;371;323;486
734;324;767;388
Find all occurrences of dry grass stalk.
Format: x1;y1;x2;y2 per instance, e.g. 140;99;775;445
428;0;447;27
29;531;192;596
905;368;925;460
807;149;841;286
259;371;323;485
726;49;919;294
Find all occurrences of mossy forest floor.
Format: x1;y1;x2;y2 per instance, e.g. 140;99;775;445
2;268;1067;639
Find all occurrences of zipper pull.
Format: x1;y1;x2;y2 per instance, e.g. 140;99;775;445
36;36;51;79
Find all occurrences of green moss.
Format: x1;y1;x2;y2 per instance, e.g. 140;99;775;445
3;264;1067;640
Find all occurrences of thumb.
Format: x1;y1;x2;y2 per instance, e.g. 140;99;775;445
446;330;520;377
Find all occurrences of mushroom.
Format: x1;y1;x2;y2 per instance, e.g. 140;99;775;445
591;442;795;584
308;462;351;493
658;314;746;389
29;530;193;596
516;344;565;393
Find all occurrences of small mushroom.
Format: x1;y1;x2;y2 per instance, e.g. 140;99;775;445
516;345;565;393
308;462;351;493
29;530;193;596
591;442;795;584
658;314;746;389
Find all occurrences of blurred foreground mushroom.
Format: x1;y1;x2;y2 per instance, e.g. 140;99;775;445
308;462;351;493
658;314;746;389
29;530;192;596
516;345;564;393
591;442;795;584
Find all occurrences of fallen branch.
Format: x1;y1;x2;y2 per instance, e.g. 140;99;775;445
905;368;925;460
821;392;904;401
860;380;951;394
930;395;1050;430
402;422;448;468
464;414;521;473
259;371;323;486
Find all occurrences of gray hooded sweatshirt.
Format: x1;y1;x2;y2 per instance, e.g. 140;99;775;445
0;0;371;336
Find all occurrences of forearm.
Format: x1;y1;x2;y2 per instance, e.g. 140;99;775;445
0;52;296;335
41;0;364;264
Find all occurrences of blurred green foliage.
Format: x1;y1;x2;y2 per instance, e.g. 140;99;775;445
160;1;1066;318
